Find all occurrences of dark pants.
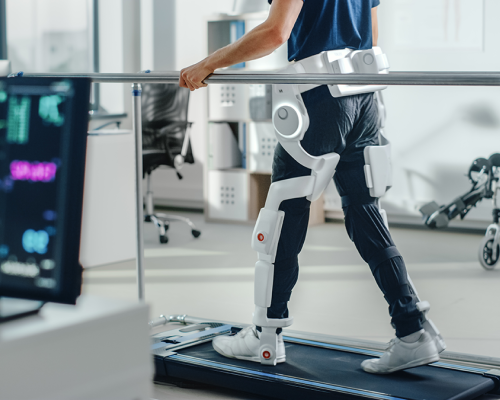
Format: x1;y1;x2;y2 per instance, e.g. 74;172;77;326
268;86;423;338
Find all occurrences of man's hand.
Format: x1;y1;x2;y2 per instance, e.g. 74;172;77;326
179;60;214;91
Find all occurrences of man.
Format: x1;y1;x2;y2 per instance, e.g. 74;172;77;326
180;0;441;374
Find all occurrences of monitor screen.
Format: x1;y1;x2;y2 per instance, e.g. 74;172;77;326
0;77;90;304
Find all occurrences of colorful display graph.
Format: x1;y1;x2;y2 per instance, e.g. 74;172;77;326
39;95;64;126
10;160;58;182
22;229;49;255
7;96;31;145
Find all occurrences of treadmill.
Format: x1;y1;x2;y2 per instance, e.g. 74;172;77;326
151;315;500;400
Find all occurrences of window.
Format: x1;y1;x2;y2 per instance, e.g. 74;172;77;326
6;0;94;73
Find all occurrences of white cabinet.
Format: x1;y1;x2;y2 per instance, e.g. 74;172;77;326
208;170;248;221
208;84;249;121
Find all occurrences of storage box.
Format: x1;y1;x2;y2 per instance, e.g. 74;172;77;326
208;170;248;221
249;122;277;173
209;84;249;121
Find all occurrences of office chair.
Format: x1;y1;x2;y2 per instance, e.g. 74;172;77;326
141;84;201;244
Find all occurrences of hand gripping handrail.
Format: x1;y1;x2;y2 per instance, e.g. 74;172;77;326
8;70;500;301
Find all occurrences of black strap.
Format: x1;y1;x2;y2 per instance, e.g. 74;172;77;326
341;193;377;208
271;292;292;303
367;246;401;271
383;283;413;304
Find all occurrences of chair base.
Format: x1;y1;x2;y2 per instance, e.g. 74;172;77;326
145;213;201;244
144;174;201;244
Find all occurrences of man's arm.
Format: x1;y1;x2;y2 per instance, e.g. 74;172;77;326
372;6;378;46
179;0;303;91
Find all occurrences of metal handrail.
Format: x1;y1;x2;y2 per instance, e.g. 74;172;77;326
11;70;500;301
11;71;500;86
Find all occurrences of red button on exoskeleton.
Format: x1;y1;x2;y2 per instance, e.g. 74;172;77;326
257;233;265;242
263;351;271;359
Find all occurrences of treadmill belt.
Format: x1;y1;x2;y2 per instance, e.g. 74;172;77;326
162;340;495;400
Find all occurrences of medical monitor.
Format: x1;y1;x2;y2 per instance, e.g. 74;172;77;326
0;77;90;305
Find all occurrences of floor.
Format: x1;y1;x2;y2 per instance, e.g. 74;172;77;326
82;211;500;400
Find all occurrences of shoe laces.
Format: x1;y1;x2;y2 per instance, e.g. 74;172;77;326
237;326;258;339
386;337;400;353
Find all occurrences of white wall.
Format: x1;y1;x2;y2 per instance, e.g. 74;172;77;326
6;0;92;73
98;0;125;116
378;0;500;226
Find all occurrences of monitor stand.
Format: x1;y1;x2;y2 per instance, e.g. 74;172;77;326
0;297;44;323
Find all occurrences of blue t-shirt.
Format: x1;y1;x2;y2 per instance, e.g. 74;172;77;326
268;0;380;61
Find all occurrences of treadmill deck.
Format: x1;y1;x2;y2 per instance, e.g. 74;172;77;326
153;326;499;400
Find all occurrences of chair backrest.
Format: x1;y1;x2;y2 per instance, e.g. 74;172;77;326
141;84;189;128
141;84;194;173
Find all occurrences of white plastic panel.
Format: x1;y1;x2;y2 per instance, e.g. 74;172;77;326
249;122;277;173
208;84;249;121
254;261;274;308
208;170;248;221
364;144;392;198
252;208;281;255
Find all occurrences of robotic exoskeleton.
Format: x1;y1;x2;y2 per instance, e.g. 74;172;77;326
251;47;446;365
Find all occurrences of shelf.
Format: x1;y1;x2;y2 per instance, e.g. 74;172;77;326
214;167;247;173
250;171;272;176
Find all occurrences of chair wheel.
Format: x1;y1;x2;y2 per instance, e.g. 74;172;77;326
192;230;201;238
159;235;169;244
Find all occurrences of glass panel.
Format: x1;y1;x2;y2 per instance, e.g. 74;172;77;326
6;0;93;73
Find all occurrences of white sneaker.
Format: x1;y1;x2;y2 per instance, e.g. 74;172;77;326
361;331;440;374
212;326;286;363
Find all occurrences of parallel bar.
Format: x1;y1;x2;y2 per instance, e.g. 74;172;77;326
91;0;100;112
131;83;145;301
12;71;500;86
